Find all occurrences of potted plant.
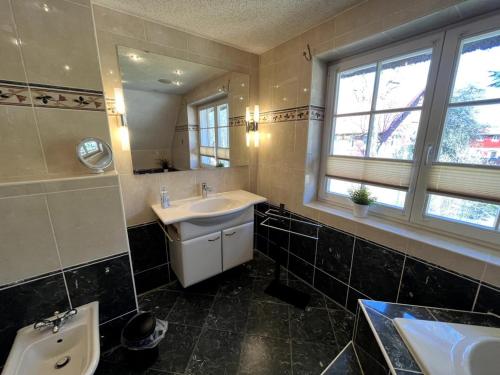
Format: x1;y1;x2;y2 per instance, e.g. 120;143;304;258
349;187;376;218
157;158;170;172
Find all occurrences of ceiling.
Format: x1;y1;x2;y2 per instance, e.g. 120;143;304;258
94;0;362;54
117;46;228;94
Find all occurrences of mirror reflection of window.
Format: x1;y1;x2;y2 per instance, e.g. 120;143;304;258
198;101;230;168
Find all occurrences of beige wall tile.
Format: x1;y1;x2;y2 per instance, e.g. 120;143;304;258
482;263;500;288
356;221;408;252
159;170;197;200
318;210;357;234
144;21;188;50
93;5;145;40
406;239;487;281
119;173;159;226
35;108;111;174
223;166;249;191
43;173;119;193
0;195;60;284
13;0;102;90
0;0;26;82
47;185;128;267
0;105;46;179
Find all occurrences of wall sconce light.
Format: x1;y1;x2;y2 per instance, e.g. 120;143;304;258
114;88;130;151
245;105;260;147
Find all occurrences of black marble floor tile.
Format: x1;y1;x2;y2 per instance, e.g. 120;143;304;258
164;277;220;296
128;223;168;274
287;280;326;308
216;266;254;300
363;306;421;372
398;258;478;311
474;284;500;316
252;277;288;304
99;311;137;352
362;300;435;321
428;307;500;327
246;300;290;339
206;295;251;333
323;342;362;375
290;307;336;346
326;297;346;311
288;254;314;285
95;361;165;375
185;328;244;375
167;293;214;327
244;251;280;279
65;255;137;323
0;273;70;364
134;264;170;295
239;335;292;375
316;226;354;284
291;340;339;375
314;269;348;308
328;309;355;348
346;288;369;313
350;239;404;302
138;288;180;320
149;323;202;373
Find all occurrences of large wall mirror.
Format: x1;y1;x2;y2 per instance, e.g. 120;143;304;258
117;46;250;174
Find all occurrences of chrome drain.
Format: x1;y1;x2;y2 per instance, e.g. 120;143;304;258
55;356;71;369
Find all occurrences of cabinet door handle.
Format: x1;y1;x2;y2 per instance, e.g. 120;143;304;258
225;232;236;236
208;236;220;242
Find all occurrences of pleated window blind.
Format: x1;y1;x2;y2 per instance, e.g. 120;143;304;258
321;16;500;243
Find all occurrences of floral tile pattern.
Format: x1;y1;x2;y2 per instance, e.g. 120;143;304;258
260;105;325;124
0;80;104;111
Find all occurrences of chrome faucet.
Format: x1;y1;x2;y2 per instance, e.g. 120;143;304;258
34;309;78;334
201;182;212;198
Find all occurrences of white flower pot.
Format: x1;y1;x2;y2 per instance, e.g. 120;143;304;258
352;203;369;218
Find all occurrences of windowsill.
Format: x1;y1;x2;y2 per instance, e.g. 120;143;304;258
305;200;500;269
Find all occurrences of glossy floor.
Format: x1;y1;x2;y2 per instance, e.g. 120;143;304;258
96;251;355;375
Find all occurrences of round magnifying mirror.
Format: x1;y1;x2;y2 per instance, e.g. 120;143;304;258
76;137;113;173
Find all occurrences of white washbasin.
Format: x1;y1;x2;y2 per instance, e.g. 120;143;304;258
395;318;500;375
2;302;100;375
188;197;240;213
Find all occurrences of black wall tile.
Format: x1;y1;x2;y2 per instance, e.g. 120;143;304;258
65;254;136;323
254;233;268;254
346;288;369;314
354;309;388;371
128;223;168;274
474;284;500;316
350;240;404;302
0;273;69;364
288;219;318;264
99;310;137;352
254;212;269;239
288;254;314;285
316;226;354;283
134;264;170;294
398;258;478;311
314;268;348;308
268;214;290;251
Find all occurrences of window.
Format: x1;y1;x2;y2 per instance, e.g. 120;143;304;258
198;102;230;167
321;14;500;246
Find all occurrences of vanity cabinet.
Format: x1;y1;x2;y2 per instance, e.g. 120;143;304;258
169;221;254;287
170;231;222;287
222;222;253;271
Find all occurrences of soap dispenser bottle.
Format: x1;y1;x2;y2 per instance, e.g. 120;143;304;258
160;186;170;208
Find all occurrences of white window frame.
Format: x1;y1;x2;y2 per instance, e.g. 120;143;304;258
319;13;500;247
411;14;500;245
198;99;230;167
319;31;445;221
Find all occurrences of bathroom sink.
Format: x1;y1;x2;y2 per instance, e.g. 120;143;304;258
188;197;240;213
2;302;100;375
394;318;500;375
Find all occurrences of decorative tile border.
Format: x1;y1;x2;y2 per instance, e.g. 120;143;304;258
260;105;325;124
175;124;199;132
0;80;105;111
229;115;246;127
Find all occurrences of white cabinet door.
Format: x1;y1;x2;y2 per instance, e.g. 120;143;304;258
171;231;222;287
222;222;254;271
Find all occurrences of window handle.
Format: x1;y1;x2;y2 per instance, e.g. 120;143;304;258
224;232;236;236
425;145;434;165
208;236;220;242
